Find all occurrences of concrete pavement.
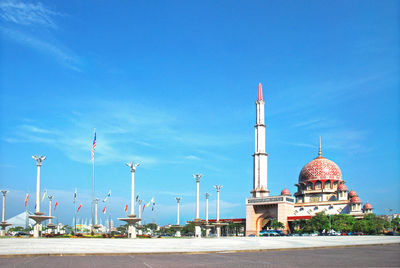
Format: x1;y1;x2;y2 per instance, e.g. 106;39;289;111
1;244;399;268
0;236;399;257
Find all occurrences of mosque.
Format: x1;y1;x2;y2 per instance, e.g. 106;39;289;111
245;84;373;236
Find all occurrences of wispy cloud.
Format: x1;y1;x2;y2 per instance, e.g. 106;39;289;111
2;100;245;167
184;155;200;160
1;27;82;71
0;0;82;71
0;0;59;28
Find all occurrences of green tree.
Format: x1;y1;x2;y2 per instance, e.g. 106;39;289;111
181;223;195;236
331;214;355;232
270;220;285;230
391;217;400;232
8;226;25;233
117;224;128;234
304;212;330;233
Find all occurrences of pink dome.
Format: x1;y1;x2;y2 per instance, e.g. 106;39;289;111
281;188;291;196
348;190;357;198
351;196;361;203
363;202;373;210
299;157;342;183
337;184;348;191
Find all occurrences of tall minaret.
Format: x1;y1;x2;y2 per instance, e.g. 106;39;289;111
252;83;269;197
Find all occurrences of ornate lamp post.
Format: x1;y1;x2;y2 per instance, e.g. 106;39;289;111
171;197;182;237
137;199;143;235
0;191;11;236
213;185;227;237
46;195;56;233
29;155;53;238
118;162;141;238
203;193;213;237
188;173;203;238
93;198;100;232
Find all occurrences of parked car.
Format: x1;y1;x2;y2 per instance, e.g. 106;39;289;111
259;230;280;237
14;232;30;237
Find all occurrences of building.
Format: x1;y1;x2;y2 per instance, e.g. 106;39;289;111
245;83;373;236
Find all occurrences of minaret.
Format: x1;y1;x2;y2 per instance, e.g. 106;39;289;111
252;83;269;197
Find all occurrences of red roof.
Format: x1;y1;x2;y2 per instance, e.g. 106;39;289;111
287;215;312;221
281;188;291;196
348;190;357;197
257;83;263;100
351;196;361;203
363;202;373;209
337;183;348;191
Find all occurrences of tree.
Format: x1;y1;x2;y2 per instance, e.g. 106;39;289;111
181;223;195;236
8;226;25;233
391;217;400;232
304;212;330;233
270;220;285;230
331;214;355;232
117;224;128;234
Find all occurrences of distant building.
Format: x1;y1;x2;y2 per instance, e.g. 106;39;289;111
246;84;373;236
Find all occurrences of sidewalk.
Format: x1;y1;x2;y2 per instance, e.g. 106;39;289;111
1;236;399;257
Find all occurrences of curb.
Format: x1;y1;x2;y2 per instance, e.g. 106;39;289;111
0;243;399;258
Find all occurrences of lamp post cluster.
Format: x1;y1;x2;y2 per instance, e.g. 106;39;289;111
16;155;226;239
185;174;226;238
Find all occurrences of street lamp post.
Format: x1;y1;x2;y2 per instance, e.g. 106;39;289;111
0;191;11;236
192;173;203;238
47;195;55;233
118;162;141;238
213;185;226;237
204;193;213;237
29;155;53;238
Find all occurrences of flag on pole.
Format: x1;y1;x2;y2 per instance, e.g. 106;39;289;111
77;204;82;212
91;131;97;160
74;189;77;202
102;207;106;214
24;194;29;207
142;204;145;212
124;204;128;212
136;194;139;203
146;197;154;207
54;202;58;211
42;189;47;202
103;190;111;202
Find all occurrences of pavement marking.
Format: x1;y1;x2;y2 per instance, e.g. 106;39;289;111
143;262;154;268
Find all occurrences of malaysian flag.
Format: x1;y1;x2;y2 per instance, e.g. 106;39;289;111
91;131;96;160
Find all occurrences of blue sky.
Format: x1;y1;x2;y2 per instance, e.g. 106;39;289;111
0;1;398;226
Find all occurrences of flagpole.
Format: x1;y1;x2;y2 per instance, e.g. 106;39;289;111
91;128;96;234
74;189;77;234
108;192;111;235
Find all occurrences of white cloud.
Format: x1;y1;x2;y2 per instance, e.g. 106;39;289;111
1;27;82;71
185;155;200;160
0;0;59;28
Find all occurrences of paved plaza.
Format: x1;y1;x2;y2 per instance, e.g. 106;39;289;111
0;244;399;268
0;236;399;256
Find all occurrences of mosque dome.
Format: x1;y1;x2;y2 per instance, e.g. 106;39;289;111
298;138;342;183
348;190;357;198
281;188;291;196
351;196;361;204
299;157;342;183
337;183;348;191
363;202;373;210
